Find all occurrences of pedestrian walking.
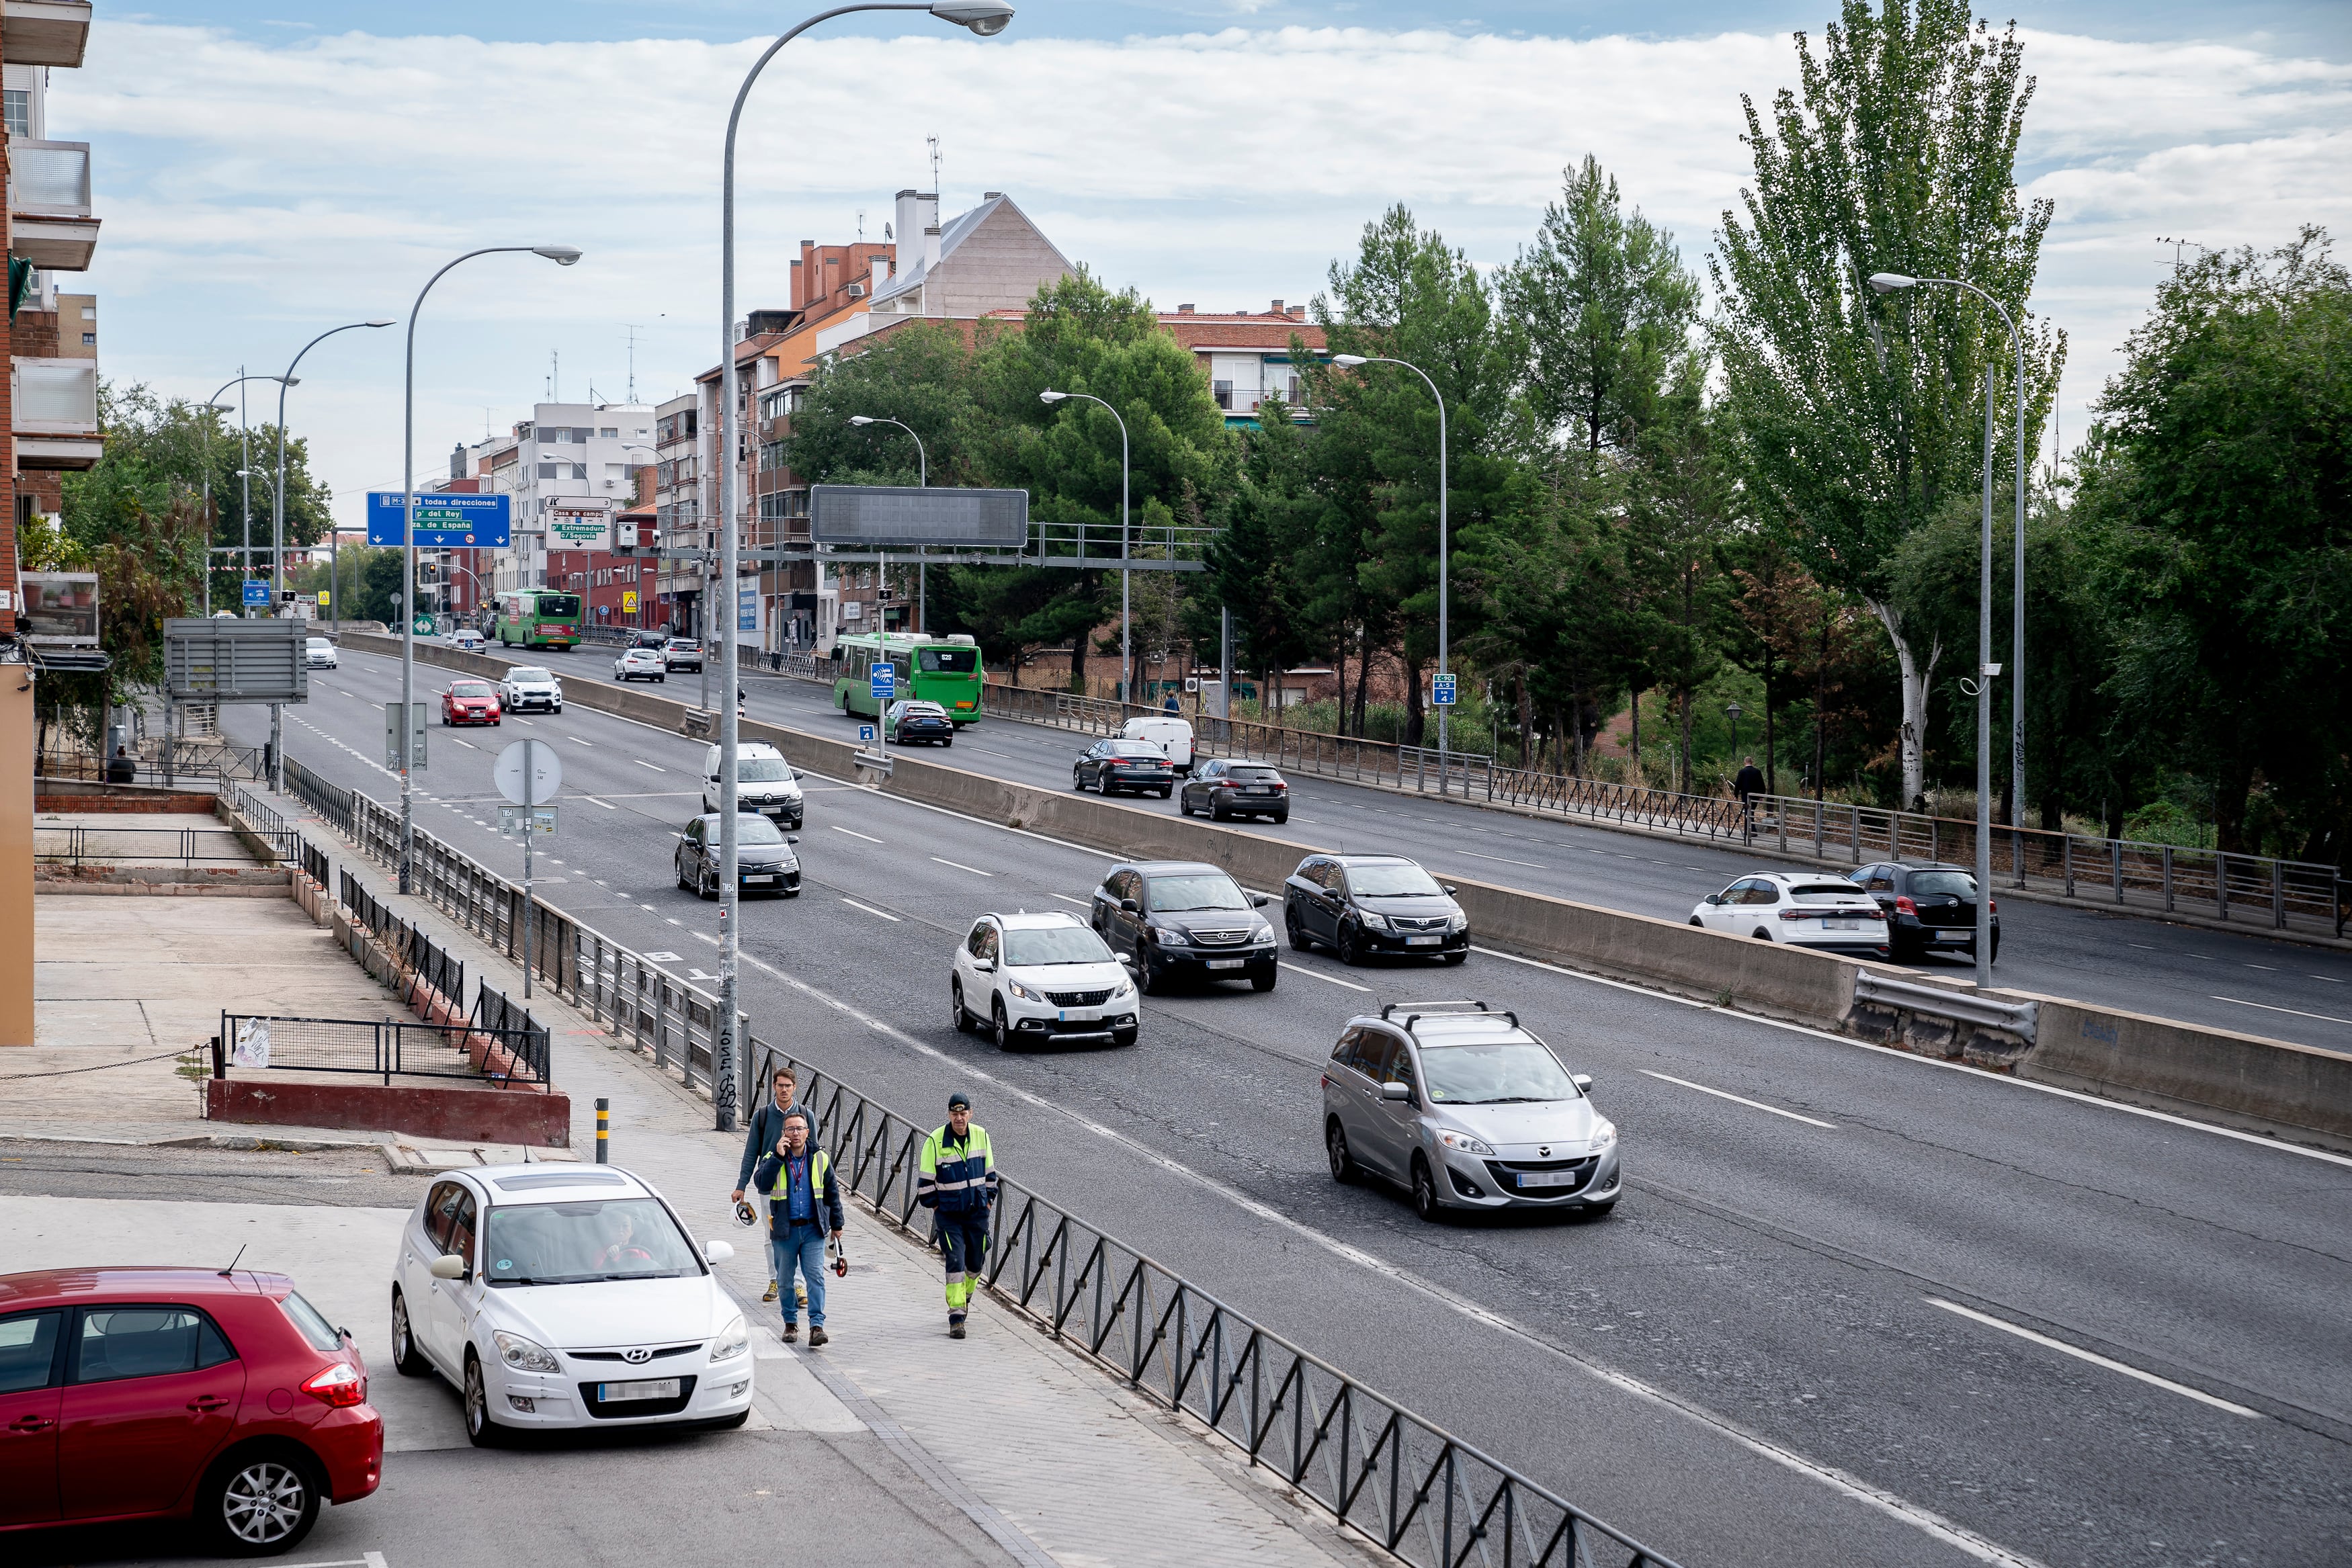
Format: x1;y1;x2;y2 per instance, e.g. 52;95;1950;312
1732;756;1765;840
752;1110;842;1346
915;1091;997;1340
733;1064;818;1305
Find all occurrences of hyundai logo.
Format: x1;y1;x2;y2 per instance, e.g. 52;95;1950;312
622;1347;653;1364
1538;1146;1551;1158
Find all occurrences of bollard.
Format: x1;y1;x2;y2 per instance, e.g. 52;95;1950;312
595;1098;610;1164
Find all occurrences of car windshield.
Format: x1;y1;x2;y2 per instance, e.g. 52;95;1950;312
1910;871;1978;898
1146;873;1249;912
732;817;786;844
482;1197;701;1285
509;667;552;683
1790;884;1867;902
1003;925;1115;966
306;638;329;648
451;682;493;698
738;759;792;782
1348;862;1443;898
1107;741;1164;757
917;648;978;672
538;595;581;618
1420;1042;1581;1105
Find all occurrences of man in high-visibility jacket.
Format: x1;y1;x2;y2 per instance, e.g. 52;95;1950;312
754;1110;843;1346
916;1091;997;1339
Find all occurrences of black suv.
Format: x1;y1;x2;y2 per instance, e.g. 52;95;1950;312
1090;861;1277;992
1851;861;2000;965
1284;854;1469;965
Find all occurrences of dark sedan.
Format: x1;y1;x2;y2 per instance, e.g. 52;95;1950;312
886;699;956;746
1073;738;1175;798
675;812;800;899
1090;861;1277;993
1179;758;1290;824
1851;861;2001;964
1284;853;1469;965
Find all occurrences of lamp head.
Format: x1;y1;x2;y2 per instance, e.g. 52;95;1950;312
364;318;397;329
849;416;874;426
1039;390;1068;404
931;1;1014;35
1866;272;1915;294
206;402;235;412
533;245;585;267
1331;353;1369;367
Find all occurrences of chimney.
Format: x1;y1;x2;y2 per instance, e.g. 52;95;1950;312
450;443;466;480
872;253;891;287
1177;304;1195;314
1269;299;1284;316
923;221;941;280
983;190;1003;200
1288;305;1306;319
894;189;929;263
790;257;804;310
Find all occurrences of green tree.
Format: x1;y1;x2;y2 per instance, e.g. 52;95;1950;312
788;318;981;487
1712;0;2064;808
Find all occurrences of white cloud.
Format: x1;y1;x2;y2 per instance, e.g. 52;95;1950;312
52;20;2352;523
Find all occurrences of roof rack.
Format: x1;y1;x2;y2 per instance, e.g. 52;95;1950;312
1379;999;1519;1033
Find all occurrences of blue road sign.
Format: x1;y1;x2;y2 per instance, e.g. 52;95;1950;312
366;492;513;549
242;580;270;607
1431;672;1458;707
858;724;876;744
870;666;896;702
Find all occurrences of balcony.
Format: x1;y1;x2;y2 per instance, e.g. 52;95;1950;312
4;1;93;67
9;139;97;270
13;355;101;469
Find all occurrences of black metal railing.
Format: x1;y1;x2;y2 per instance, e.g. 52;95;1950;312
34;824;292;867
213;1011;548;1088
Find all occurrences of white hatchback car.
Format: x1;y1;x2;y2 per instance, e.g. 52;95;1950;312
304;636;337;668
614;646;667;683
1689;871;1890;957
388;1165;752;1446
951;910;1139;1049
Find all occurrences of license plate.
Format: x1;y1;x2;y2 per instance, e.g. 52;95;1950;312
1938;930;1971;941
744;875;773;883
596;1378;681;1402
1406;935;1441;947
1244;787;1271;795
1519;1171;1579;1188
1208;959;1245;970
1824;918;1857;930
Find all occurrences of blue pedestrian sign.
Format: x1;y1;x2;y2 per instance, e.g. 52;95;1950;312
241;580;270;607
1431;672;1458;707
366;492;513;549
870;664;896;703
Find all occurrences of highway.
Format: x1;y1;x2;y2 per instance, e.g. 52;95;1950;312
235;650;2352;1568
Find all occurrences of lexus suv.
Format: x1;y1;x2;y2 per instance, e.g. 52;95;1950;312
1284;854;1468;965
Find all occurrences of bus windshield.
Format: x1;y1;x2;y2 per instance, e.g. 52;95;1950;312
918;648;977;673
536;595;581;619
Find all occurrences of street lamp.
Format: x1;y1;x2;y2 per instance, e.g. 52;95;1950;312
201;376;292;617
399;245;583;896
1038;390;1129;700
1332;353;1451;790
1725;701;1742;759
1869;270;2027;988
850;417;928;631
712;0;1016;1133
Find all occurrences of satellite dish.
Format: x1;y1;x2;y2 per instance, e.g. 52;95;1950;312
884;222;894;242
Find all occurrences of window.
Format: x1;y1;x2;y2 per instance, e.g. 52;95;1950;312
1331;1027;1362;1068
546;428;572;444
0;1311;62;1393
483;1198;704;1284
1419;1042;1579;1106
71;1307;237;1383
3;89;28;138
1212;380;1233;410
278;1293;343;1352
1343;861;1442;898
446;1190;478;1266
425;1181;466;1250
1355;1031;1399;1084
599;427;618;438
81;333;94;346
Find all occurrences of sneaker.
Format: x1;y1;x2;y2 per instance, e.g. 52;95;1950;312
781;1321;798;1342
807;1325;829;1348
763;1279;779;1303
795;1282;808;1308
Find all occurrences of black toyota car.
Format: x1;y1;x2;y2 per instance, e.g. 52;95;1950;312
1850;861;2001;964
1284;853;1469;966
1090;861;1277;993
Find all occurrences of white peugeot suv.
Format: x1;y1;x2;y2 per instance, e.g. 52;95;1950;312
388;1164;752;1446
950;910;1138;1049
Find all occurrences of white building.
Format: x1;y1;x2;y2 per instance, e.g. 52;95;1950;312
462;402;655;593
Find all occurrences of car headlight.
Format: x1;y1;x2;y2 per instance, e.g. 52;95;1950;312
709;1313;749;1363
1154;926;1189;945
492;1330;559;1373
1006;979;1040;1002
1436;1129;1495;1156
1589;1122;1618;1152
1356;911;1390;931
1111;979;1134;999
1447;912;1468;932
1251;922;1274;942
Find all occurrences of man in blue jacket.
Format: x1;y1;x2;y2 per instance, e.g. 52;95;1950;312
734;1064;818;1305
754;1109;843;1346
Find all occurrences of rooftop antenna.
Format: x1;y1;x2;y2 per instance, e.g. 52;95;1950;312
2156;236;2211;272
927;133;942;209
857;210;865;242
218;1243;247;1279
622;324;645;403
550;349;560;404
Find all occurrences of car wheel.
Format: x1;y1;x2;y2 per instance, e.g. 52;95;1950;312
1271;813;1289;825
941;736;953;748
203;1446;321;1555
1073;769;1085;792
991;998;1012;1052
1158;787;1173;799
1112;1026;1138;1047
1411;1157;1443;1222
1751;927;1773;941
1138;957;1164;996
952;979;972;1034
1337;924;1363;967
390;1289;429;1377
1210;799;1228;822
1689;917;1704;927
1327;1119;1359;1184
1286;908;1312;953
463;1351;505;1448
553;705;562;715
1581;1198;1619;1218
1177;793;1193;817
1251;967;1276;992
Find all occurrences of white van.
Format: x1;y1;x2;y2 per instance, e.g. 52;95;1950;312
1120;716;1194;774
702;741;805;828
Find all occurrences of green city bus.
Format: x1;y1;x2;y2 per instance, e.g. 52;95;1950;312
832;632;984;724
492;589;584;651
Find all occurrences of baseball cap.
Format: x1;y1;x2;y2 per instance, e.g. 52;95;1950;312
948;1091;972;1110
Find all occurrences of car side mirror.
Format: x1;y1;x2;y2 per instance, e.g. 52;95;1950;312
1120;898;1140;914
429;1254;468;1281
1440;884;1457;896
704;1239;734;1264
1572;1074;1594;1093
786;834;799;844
1380;1081;1411;1102
792;769;806;780
974;959;995;973
1250;893;1270;908
1704;894;1722;906
1116;954;1136;969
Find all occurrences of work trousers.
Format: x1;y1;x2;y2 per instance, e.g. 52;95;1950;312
936;1210;991;1318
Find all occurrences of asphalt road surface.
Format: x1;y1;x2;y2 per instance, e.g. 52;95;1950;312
231;653;2352;1568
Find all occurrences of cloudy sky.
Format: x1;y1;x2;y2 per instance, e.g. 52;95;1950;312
56;2;2352;527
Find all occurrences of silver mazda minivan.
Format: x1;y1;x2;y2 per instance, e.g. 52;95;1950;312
1320;1000;1618;1220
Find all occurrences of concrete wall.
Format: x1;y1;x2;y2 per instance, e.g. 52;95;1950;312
207;1079;571;1146
0;674;34;1044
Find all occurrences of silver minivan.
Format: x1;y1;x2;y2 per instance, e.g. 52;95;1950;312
1320;1000;1618;1221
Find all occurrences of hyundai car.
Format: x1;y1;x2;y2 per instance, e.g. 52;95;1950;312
951;910;1138;1049
440;680;502;726
675;812;800;898
1689;871;1891;957
388;1166;751;1446
1284;854;1468;965
1091;861;1277;993
1321;1000;1618;1221
498;666;563;715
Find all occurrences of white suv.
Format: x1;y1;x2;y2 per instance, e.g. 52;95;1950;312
951;911;1138;1049
702;741;804;829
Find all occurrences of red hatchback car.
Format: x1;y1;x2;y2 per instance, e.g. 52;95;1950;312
0;1267;382;1555
441;680;502;726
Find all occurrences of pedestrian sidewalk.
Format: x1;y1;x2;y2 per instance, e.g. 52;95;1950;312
304;797;1388;1568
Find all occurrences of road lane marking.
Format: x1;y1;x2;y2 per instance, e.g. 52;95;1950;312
566;736;593;746
632;759;666;772
1453;850;1543;869
577;795;617;810
452;738;478;750
2244;963;2276;971
1639;1070;1836;1129
1279;961;1370;992
2315;975;2344;984
1923;1298;2260;1419
2210;994;2351;1027
1049;894;1089;907
841;898;900;922
831;825;884;844
930;856;993;877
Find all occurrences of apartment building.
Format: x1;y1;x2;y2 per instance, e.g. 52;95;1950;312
1160;300;1324;425
457;400;655;597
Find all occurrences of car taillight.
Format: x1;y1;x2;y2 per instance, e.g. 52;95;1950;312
301;1362;366;1408
1894;896;1917;916
1865;907;1886;920
1988;899;1997;914
1778;908;1806;920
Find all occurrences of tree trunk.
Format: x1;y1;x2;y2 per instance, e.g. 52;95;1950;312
1677;687;1693;794
1813;615;1827;803
1863;596;1939;809
1334;626;1349;737
1630;689;1640;771
1566;700;1583;777
1402;656;1425;748
1068;625;1089;697
1762;641;1777;795
1516;671;1534;773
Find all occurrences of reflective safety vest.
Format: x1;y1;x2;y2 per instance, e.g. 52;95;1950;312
917;1124;997;1216
757;1146;838;1233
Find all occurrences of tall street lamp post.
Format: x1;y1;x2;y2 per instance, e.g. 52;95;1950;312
851;417;928;631
713;1;1015;1132
400;245;583;894
1333;353;1450;788
202;376;289;619
1870;271;2027;988
1038;390;1128;699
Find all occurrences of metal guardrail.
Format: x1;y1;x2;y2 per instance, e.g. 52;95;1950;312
286;765;1679;1568
1851;971;2040;1043
34;824;291;867
213;1011;546;1088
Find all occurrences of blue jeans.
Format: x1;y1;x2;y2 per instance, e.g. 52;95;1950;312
770;1223;827;1326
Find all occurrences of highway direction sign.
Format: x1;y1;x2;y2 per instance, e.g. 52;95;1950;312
366;492;514;549
1431;672;1457;707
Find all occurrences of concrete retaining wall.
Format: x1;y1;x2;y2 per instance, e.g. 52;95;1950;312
206;1078;571;1145
339;631;2350;1151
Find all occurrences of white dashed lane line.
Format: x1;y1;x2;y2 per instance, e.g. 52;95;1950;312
831;826;884;844
1923;1298;2260;1419
931;857;993;877
842;898;902;922
2211;995;2352;1027
1640;1069;1837;1129
1279;961;1371;992
632;759;666;772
